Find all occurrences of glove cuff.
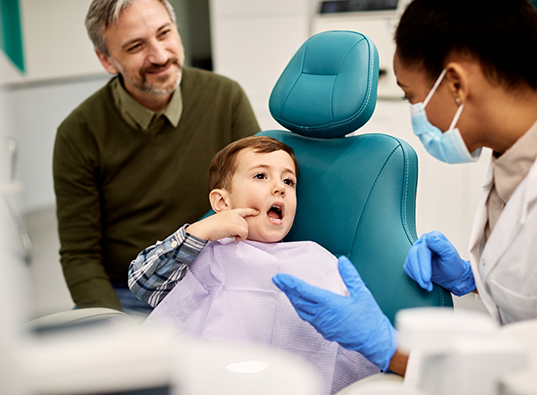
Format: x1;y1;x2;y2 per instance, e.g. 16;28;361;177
354;317;398;371
449;260;476;297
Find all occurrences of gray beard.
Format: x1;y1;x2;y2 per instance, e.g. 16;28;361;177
125;69;182;95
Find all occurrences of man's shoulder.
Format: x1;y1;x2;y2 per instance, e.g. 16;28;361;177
58;77;116;133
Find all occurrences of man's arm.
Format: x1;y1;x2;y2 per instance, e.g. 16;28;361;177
128;225;207;307
53;126;122;310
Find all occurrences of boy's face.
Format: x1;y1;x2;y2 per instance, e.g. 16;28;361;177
224;148;297;243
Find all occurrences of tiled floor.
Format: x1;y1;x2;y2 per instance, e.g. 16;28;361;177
23;206;491;322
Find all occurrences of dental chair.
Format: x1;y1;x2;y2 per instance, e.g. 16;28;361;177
260;30;452;325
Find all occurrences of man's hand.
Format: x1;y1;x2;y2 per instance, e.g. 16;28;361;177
186;208;259;242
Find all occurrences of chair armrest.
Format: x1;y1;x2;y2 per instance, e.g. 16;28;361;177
21;307;134;333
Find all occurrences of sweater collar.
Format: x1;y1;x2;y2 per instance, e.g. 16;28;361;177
111;75;182;132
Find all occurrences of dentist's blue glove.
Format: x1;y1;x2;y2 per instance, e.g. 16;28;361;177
403;230;475;296
272;256;397;371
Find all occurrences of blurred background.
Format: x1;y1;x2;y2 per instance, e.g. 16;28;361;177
1;0;496;321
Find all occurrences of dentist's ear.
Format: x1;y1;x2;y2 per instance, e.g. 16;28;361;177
209;189;230;213
444;61;470;104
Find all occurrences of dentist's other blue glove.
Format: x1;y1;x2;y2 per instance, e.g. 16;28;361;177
403;230;475;296
272;256;397;371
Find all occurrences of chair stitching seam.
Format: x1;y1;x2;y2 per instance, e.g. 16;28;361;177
331;38;365;122
349;144;400;254
400;142;413;245
396;144;446;307
280;43;308;117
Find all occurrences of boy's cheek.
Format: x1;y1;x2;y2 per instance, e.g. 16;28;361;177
245;215;258;228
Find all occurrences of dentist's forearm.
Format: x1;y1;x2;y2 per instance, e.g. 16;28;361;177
387;347;409;377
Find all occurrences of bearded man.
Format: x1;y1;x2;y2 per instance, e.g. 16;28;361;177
53;0;259;314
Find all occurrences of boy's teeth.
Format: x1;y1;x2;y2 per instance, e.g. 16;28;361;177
268;205;282;220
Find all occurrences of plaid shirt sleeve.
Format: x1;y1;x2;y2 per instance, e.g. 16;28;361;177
128;224;207;307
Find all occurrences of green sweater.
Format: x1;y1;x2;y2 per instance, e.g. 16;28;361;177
54;67;260;310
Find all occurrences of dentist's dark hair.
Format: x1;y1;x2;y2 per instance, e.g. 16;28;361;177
395;0;537;89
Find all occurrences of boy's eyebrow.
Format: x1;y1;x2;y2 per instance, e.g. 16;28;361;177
248;164;296;175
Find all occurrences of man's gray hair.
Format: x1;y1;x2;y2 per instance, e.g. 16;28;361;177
86;0;176;56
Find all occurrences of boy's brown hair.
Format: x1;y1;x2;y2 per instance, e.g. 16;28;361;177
207;136;299;192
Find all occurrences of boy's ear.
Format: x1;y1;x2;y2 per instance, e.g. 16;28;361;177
209;189;230;212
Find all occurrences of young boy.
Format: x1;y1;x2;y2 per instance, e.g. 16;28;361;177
128;136;378;394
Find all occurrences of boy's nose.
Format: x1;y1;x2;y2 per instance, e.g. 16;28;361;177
273;184;285;196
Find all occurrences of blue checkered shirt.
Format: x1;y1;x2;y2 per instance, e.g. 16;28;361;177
128;224;207;307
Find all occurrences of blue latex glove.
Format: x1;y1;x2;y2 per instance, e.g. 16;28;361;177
272;256;397;371
403;230;476;296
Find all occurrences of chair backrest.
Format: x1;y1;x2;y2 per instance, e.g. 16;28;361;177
263;30;452;324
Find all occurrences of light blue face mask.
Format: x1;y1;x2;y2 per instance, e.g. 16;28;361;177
410;69;482;164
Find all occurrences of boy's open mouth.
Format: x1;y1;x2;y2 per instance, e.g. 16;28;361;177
267;204;283;222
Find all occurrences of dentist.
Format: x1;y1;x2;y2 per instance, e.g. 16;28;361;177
273;0;537;376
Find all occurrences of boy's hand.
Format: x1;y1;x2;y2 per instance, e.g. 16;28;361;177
186;208;259;242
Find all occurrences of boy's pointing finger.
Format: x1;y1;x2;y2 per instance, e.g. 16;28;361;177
234;208;260;217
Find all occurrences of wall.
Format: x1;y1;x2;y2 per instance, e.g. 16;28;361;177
209;0;318;130
0;70;32;395
0;50;23;85
8;75;110;212
19;0;103;81
1;0;106;214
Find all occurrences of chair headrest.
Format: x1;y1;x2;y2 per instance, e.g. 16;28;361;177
269;31;379;139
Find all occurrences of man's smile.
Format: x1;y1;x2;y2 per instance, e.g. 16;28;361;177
142;57;179;77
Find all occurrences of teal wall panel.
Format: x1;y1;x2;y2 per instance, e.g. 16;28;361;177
0;0;25;73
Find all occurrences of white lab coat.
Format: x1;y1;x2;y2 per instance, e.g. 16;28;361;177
469;158;537;324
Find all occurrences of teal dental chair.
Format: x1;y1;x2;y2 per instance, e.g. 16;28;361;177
260;30;453;325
